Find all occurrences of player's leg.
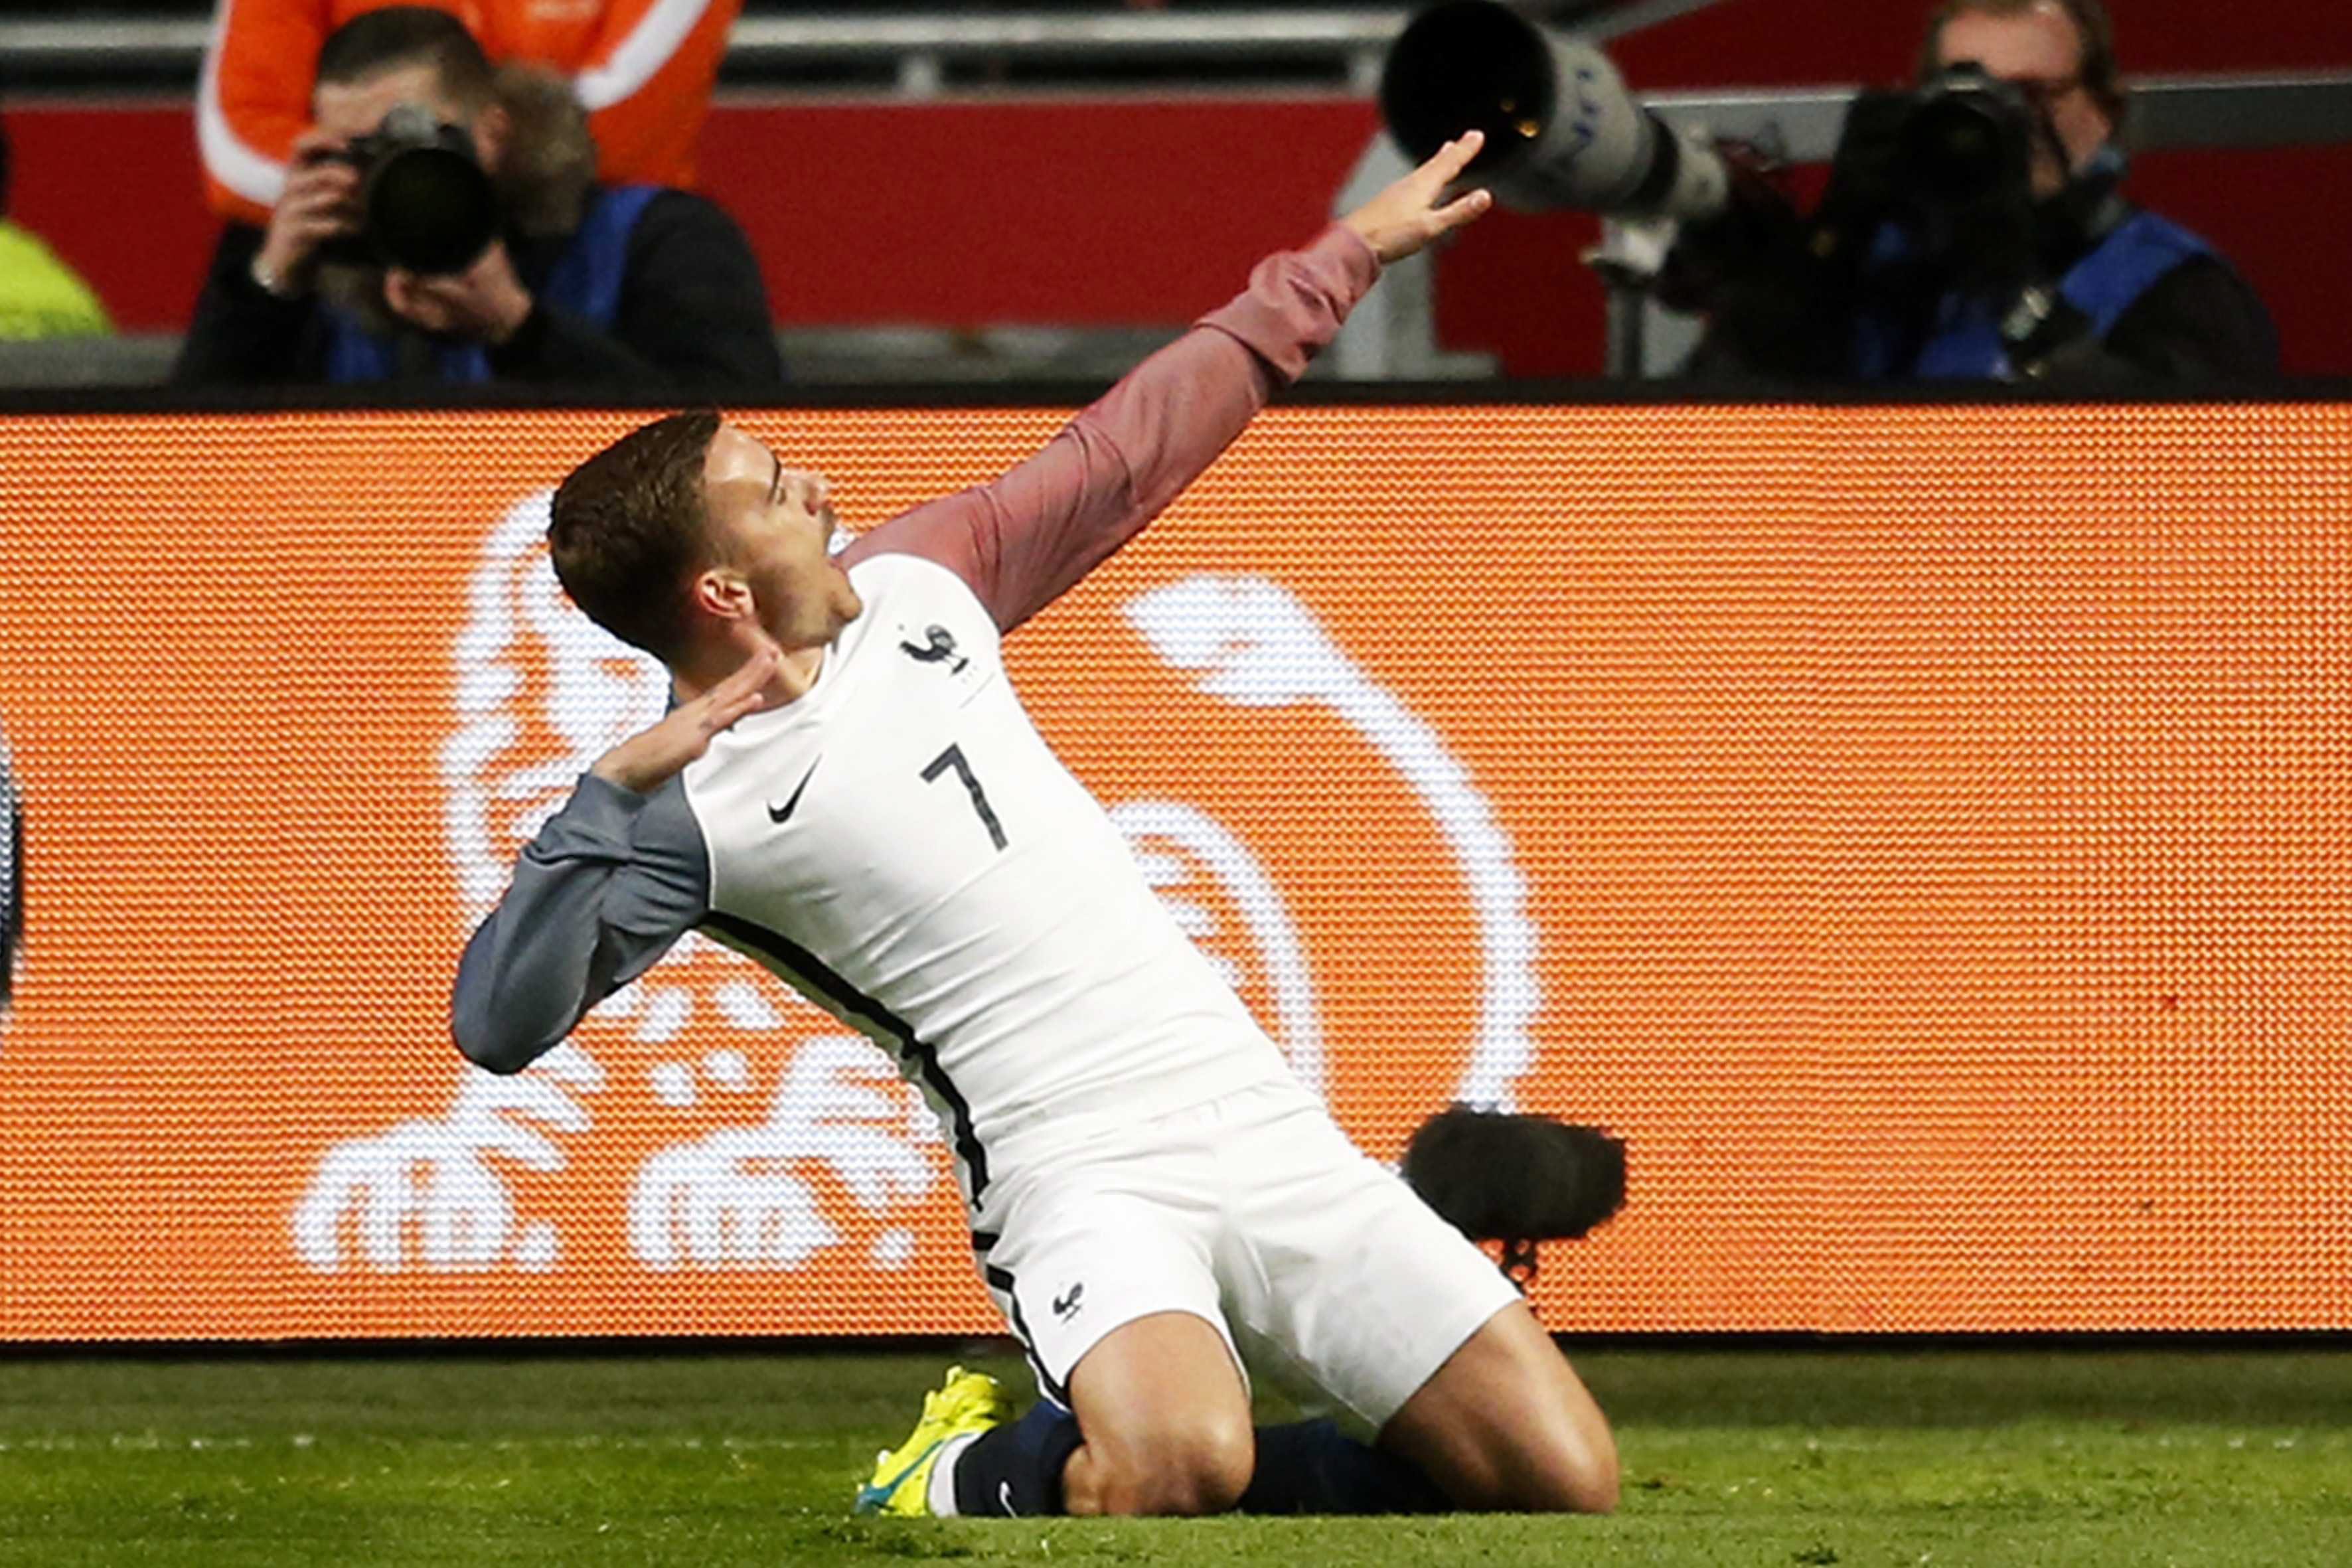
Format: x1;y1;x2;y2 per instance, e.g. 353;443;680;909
943;1321;1467;1519
1057;1309;1255;1516
1374;1297;1618;1513
1233;1413;1450;1514
854;1364;1016;1517
874;1173;1255;1518
1223;1088;1618;1514
938;1316;1255;1518
951;1330;1448;1518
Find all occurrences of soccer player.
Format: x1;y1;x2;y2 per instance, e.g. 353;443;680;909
451;130;1619;1518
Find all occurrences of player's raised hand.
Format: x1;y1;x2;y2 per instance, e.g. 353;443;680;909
1340;130;1496;264
590;643;784;795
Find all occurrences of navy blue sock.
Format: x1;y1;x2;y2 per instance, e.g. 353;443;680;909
951;1399;1083;1517
1236;1419;1451;1515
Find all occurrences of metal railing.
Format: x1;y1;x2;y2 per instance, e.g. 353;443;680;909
10;10;1421;92
1322;69;2352;380
726;9;1409;95
1603;74;2352;378
1645;73;2352;161
0;4;1733;94
5;7;2347;383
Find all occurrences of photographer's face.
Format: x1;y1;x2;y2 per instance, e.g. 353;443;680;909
1934;3;2113;199
310;62;507;174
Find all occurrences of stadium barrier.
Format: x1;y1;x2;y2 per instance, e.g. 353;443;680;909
0;396;2344;1340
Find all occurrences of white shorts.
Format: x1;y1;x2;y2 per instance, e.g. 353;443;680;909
971;1081;1522;1429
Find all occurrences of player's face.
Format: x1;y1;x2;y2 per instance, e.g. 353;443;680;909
1933;3;2112;200
700;422;864;651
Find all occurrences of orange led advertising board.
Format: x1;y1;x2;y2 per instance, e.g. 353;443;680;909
0;404;2345;1339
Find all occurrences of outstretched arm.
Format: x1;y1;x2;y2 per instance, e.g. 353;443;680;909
451;650;781;1073
848;133;1495;632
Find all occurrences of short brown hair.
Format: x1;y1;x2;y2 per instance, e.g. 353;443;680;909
314;7;497;116
548;409;722;659
1920;0;2128;125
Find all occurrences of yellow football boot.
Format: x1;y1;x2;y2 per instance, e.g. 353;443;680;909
854;1366;1013;1516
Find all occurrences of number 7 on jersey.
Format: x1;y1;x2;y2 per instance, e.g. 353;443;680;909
922;743;1008;851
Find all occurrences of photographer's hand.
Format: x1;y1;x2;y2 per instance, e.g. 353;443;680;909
383;241;535;345
1340;130;1495;264
253;129;361;298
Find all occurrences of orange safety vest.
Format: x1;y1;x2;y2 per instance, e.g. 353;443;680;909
198;0;740;224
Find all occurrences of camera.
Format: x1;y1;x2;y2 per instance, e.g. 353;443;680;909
1845;62;2039;217
1810;60;2051;300
309;104;499;275
1379;1;1729;221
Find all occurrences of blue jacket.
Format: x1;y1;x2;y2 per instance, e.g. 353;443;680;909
325;184;662;385
1852;210;2215;381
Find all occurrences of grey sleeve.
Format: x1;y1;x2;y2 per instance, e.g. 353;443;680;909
450;772;711;1075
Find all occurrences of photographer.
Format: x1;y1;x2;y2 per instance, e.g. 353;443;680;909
197;0;741;229
174;7;781;390
1680;0;2278;384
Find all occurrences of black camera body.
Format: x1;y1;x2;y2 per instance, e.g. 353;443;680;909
1842;62;2038;218
1813;61;2049;299
311;104;499;275
1891;62;2039;206
1660;60;2060;376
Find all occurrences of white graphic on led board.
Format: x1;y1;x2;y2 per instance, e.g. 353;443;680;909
293;496;1539;1274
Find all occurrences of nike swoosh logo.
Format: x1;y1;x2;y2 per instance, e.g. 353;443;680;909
856;1435;944;1508
767;760;820;824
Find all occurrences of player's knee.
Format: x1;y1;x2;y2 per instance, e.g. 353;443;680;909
1520;1410;1620;1514
1443;1403;1619;1514
1167;1419;1255;1515
1085;1410;1254;1516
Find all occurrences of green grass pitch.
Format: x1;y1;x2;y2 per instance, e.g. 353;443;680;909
2;1347;2347;1565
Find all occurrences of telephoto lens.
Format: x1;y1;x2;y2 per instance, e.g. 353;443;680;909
1899;64;2035;204
1379;0;1729;220
350;104;499;274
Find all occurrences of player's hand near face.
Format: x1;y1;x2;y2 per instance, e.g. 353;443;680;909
591;644;784;795
1341;130;1496;264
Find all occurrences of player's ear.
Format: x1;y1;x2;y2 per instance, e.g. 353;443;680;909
689;567;754;623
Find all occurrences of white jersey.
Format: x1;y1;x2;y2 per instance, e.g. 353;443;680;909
685;555;1291;1196
452;225;1381;1214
